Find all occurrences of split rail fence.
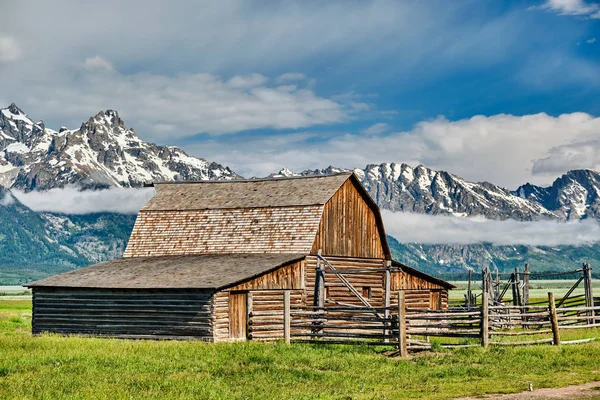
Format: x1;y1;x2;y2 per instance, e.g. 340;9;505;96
251;290;600;356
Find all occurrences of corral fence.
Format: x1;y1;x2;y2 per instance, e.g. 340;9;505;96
256;290;600;356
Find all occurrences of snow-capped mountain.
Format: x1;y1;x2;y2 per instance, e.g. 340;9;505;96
514;169;600;220
0;104;239;191
278;163;561;221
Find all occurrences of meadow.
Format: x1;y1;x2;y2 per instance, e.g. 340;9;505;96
1;298;600;399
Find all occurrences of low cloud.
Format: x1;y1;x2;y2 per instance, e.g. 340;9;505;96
0;191;15;206
382;210;600;246
13;187;155;215
0;34;20;64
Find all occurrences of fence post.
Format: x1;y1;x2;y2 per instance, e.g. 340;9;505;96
548;292;560;346
523;263;530;306
384;260;391;342
284;291;291;345
467;270;472;309
481;290;489;348
397;291;408;358
583;263;595;324
246;292;253;341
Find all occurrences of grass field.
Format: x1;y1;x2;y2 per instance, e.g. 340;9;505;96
1;300;600;399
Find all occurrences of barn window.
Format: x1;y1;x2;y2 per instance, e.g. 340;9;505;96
362;286;371;299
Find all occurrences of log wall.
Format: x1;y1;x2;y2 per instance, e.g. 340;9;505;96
312;179;387;259
226;261;305;291
304;256;387;307
32;288;215;339
213;290;304;342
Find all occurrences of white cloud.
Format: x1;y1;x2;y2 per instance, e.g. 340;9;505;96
83;56;114;71
537;0;600;18
0;34;21;64
12;187;155;215
361;122;390;135
532;139;600;174
382;210;600;246
587;37;597;43
276;73;306;83
192;112;600;187
0;191;15;206
15;69;349;138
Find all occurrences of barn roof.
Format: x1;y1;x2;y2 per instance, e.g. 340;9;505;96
25;253;305;290
392;260;456;289
145;173;353;211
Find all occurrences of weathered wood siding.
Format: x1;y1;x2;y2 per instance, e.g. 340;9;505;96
312;180;387;259
32;288;215;339
213;290;304;342
226;260;305;291
124;207;323;257
390;271;447;291
304;256;387;307
389;290;448;310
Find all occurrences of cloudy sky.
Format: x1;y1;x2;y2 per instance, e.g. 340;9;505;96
1;0;600;188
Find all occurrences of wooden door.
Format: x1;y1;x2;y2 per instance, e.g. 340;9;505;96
229;292;247;340
430;291;441;310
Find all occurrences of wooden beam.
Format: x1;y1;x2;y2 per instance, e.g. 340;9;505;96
548;292;561;346
481;290;489;348
284;291;290;345
397;291;408;358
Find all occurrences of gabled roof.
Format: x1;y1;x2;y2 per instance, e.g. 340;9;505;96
25;253;305;289
392;260;455;289
145;173;353;211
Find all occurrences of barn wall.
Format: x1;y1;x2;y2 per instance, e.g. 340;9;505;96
123;206;322;257
312;179;386;259
226;261;305;291
390;271;447;291
32;288;215;339
304;256;387;308
213;290;304;342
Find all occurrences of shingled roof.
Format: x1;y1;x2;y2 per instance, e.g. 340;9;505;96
123;173;388;258
144;173;353;211
26;253;305;289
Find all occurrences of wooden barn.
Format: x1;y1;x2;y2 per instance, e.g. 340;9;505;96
26;173;454;341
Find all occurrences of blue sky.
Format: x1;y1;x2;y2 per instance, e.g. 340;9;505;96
1;0;600;187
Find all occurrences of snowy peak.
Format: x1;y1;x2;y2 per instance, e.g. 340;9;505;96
0;105;241;191
514;169;600;220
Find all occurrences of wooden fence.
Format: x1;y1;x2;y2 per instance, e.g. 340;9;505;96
260;291;600;356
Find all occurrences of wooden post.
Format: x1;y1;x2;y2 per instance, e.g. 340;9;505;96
583;263;595;324
317;250;325;309
284;291;291;345
246;292;253;341
548;292;560;346
515;268;522;307
467;269;472;309
511;273;518;307
523;263;530;306
481;290;489;348
495;267;500;301
397;291;408;358
384;260;391;342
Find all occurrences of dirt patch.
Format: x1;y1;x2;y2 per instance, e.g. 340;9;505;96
455;381;600;400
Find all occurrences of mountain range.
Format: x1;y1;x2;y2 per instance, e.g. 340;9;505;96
1;104;599;283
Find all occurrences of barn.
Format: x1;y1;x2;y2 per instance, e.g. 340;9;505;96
26;173;454;341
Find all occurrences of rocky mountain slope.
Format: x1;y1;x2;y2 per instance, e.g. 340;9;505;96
0;104;239;191
278;163;600;222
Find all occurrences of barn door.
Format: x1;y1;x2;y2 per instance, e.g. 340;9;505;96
229;292;247;340
430;291;441;310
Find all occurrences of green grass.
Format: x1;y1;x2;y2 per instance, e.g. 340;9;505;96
1;300;600;399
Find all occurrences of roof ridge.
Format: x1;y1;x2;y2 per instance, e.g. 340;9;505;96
152;171;353;185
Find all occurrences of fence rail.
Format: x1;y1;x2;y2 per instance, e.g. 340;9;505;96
267;290;600;355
